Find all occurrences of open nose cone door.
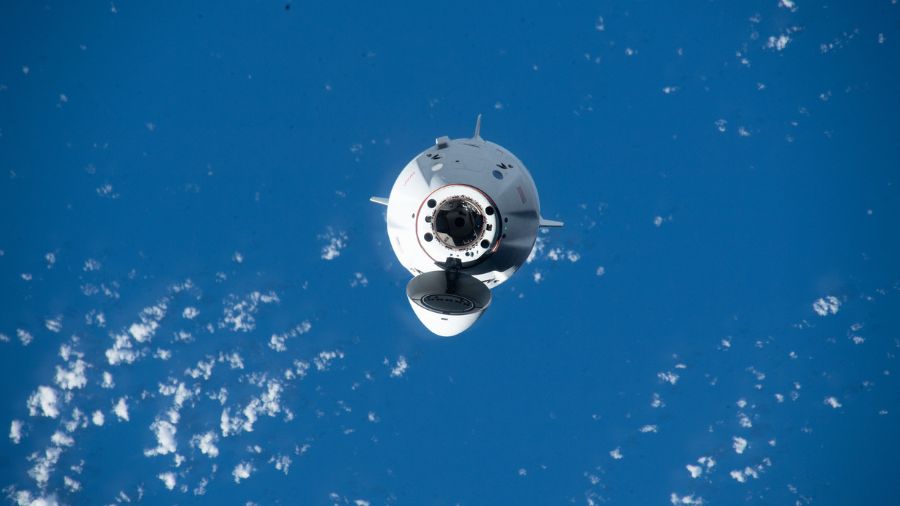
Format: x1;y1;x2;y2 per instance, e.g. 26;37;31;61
406;271;492;337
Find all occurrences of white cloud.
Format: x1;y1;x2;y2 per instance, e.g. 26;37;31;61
260;380;283;416
45;316;63;333
390;356;408;378
158;472;176;490
55;359;88;390
657;371;679;385
182;307;199;319
101;371;115;388
50;431;74;447
686;464;702;479
10;491;60;506
232;462;254;483
545;247;580;263
350;272;368;287
17;329;34;346
144;420;177;457
114;397;130;421
221;291;279;332
270;454;292;475
106;300;169;365
779;0;798;12
670;492;704;505
314;350;344;371
27;386;60;418
639;424;658;433
812;296;840;316
824;396;842;409
766;34;791;51
92;410;105;426
28;446;63;487
191;432;219;458
730;466;760;483
609;447;623;460
733;436;748;454
185;358;215;380
268;321;312;352
64;476;81;493
10;419;23;444
320;228;348;260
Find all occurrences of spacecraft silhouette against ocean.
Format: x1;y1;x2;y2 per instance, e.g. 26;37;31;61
371;116;563;336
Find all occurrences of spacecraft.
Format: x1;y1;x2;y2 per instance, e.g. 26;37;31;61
371;116;563;336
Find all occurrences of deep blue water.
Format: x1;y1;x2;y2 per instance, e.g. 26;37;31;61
2;1;899;504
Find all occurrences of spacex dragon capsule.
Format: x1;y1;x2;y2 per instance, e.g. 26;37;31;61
371;116;563;336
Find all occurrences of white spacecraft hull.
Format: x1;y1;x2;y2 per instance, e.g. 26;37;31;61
372;116;562;336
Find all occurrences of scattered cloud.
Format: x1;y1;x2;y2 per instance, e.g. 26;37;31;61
232;462;254;483
733;436;748;454
27;386;60;418
813;296;840;316
114;397;130;421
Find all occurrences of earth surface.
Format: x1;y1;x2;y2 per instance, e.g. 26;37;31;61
2;1;899;505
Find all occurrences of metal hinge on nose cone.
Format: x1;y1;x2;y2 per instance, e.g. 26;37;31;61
435;136;450;149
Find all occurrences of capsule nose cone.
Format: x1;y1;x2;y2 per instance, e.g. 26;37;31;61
408;302;485;337
405;271;492;337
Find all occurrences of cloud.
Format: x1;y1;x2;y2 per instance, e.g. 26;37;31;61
732;436;748;454
45;316;63;333
158;472;176;490
268;321;312;352
765;34;791;51
389;356;408;378
824;396;842;409
114;397;130;421
221;291;279;332
670;493;704;505
55;359;88;390
314;350;344;371
101;371;115;388
270;454;292;475
232;462;254;483
144;420;177;457
50;431;74;447
657;371;679;385
105;299;169;365
28;446;63;486
812;296;841;316
191;432;219;458
319;228;348;260
27;386;60;418
10;419;23;444
17;329;33;346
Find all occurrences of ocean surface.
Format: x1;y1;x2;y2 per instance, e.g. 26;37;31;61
2;1;899;504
